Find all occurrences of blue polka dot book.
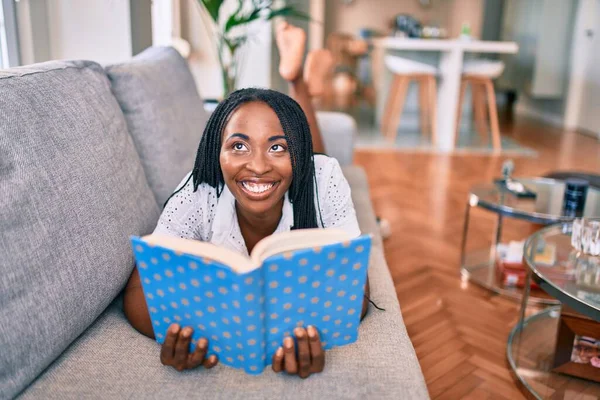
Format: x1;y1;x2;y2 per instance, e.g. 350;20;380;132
130;229;371;375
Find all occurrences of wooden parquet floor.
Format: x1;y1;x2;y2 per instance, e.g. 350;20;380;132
354;116;600;399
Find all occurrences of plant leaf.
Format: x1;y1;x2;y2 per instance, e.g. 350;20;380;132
225;4;264;33
224;0;247;33
266;6;311;21
198;0;223;23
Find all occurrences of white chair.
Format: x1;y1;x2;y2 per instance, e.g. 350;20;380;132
382;55;438;145
456;59;505;152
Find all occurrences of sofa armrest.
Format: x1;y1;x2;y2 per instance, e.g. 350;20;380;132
316;111;356;166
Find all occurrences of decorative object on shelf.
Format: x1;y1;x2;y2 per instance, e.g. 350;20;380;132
553;306;600;383
494;160;537;198
196;0;308;97
392;14;422;38
563;179;590;218
572;218;600;256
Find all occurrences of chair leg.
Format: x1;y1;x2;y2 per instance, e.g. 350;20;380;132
455;79;467;147
387;76;409;142
472;82;489;143
419;77;430;139
381;75;400;135
428;76;438;147
484;79;502;152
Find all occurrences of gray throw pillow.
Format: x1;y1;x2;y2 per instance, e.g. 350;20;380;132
105;46;209;207
0;60;160;398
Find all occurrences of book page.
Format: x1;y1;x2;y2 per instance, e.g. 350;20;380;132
250;228;354;264
142;234;259;273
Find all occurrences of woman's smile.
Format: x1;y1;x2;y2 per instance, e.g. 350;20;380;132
237;179;280;199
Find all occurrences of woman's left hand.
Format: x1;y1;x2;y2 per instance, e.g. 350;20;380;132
271;325;325;378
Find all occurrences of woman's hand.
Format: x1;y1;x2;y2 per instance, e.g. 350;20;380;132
271;326;325;379
160;324;219;371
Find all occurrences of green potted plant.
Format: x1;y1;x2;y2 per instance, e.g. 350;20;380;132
197;0;308;97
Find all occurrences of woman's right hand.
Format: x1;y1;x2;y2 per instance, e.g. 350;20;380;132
160;324;219;371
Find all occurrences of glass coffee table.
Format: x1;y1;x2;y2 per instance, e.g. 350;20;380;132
461;178;600;304
507;221;600;399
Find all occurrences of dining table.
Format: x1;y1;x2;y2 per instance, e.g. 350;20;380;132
370;37;519;151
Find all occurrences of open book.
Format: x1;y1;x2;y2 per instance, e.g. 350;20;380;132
130;229;371;374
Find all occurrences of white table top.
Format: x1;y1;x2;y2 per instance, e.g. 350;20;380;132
371;37;518;54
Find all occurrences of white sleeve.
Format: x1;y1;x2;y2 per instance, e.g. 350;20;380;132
315;156;361;238
153;172;205;240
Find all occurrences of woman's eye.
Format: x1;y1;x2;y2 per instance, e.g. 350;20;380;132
270;144;286;153
233;143;248;151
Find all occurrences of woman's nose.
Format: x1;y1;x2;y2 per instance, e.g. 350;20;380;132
245;152;272;175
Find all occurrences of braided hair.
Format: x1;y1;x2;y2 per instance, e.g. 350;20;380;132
164;88;320;230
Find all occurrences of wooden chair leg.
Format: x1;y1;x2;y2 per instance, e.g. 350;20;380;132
382;75;400;136
418;77;430;139
472;82;489;143
455;79;467;147
387;76;409;142
428;76;438;147
484;78;502;152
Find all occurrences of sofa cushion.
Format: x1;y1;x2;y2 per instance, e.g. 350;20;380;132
105;46;209;207
19;167;428;399
0;60;160;398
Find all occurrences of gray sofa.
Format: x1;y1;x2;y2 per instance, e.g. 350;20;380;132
0;47;428;399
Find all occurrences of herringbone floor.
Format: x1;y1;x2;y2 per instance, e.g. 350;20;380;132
354;116;600;399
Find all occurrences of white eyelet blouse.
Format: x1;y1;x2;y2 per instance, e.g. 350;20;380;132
153;155;361;256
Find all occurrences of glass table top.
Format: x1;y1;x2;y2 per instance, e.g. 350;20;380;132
469;178;600;223
524;221;600;321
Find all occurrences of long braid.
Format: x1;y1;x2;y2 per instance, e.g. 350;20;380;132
164;88;320;230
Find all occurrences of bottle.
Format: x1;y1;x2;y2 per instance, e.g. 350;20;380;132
562;179;589;218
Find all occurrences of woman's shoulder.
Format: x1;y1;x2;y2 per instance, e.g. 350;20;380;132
154;172;218;240
312;155;360;235
167;172;218;206
313;154;343;183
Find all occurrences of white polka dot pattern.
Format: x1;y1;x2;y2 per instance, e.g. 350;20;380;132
262;235;370;362
131;233;371;375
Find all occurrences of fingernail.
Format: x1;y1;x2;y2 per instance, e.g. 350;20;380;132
284;337;294;348
294;327;304;337
276;347;284;357
198;338;208;348
182;328;192;338
170;324;180;334
307;326;316;337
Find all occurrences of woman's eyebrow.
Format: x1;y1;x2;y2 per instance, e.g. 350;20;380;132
268;135;287;142
226;133;250;141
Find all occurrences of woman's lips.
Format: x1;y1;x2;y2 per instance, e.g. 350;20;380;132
237;181;280;200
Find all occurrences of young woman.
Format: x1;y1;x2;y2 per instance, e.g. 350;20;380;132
123;23;369;380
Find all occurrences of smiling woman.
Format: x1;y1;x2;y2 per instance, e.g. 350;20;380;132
123;88;366;378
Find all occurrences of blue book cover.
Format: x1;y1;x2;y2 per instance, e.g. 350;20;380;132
130;229;371;375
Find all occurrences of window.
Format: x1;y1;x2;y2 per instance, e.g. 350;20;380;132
0;0;19;68
0;2;8;68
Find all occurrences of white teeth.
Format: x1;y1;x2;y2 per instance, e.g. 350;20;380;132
242;182;275;194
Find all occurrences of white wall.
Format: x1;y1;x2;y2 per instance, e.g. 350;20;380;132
46;0;133;64
180;0;272;99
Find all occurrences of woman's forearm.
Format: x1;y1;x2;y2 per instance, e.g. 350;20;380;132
123;267;155;338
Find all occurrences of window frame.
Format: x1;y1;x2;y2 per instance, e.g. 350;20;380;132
0;0;20;68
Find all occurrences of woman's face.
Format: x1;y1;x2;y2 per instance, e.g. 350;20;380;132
220;101;293;217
